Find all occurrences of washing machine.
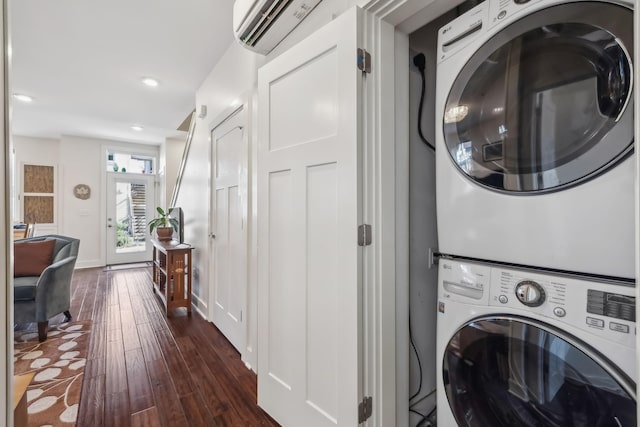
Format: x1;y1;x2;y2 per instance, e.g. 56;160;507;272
436;258;636;426
434;0;635;279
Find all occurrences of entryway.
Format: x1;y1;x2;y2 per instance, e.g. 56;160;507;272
106;173;156;265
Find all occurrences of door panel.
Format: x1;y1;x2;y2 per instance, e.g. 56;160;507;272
266;169;295;388
210;106;248;353
269;48;339;150
257;7;362;427
306;162;339;418
106;173;155;265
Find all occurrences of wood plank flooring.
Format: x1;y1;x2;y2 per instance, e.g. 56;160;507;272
35;266;279;427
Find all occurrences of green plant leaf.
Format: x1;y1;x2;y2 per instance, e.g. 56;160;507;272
149;207;178;235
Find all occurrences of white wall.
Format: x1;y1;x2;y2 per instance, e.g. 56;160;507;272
13;134;159;268
59;135;107;268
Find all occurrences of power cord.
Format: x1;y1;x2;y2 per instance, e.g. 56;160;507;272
413;53;436;151
409;315;423;401
410;405;437;427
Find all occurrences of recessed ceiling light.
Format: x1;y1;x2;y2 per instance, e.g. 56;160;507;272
141;77;159;87
131;125;144;131
13;93;33;103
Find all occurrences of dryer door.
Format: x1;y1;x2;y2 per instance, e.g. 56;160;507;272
443;317;636;426
443;2;633;193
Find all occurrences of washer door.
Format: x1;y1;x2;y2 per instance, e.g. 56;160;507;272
444;2;633;193
443;317;636;426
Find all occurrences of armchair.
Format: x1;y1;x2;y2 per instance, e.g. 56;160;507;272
13;235;80;341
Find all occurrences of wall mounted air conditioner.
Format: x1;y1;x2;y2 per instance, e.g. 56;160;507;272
233;0;322;55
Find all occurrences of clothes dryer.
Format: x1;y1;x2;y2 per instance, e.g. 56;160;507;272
435;0;635;278
436;258;636;426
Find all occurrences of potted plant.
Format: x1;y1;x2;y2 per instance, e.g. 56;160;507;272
149;207;179;241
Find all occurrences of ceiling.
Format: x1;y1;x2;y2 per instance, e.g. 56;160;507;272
9;0;235;145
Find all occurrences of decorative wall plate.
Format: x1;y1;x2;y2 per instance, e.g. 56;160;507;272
73;184;91;200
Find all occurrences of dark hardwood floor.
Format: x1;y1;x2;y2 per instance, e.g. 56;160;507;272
41;265;279;427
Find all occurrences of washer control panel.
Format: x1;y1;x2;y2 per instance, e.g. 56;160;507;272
438;260;490;305
492;269;567;318
488;265;635;349
488;0;542;29
438;258;636;348
587;290;635;322
515;280;545;307
438;260;636;349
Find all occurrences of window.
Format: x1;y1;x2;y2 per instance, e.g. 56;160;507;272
22;164;55;224
106;150;155;174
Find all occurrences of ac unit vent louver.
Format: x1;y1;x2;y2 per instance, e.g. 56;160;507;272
233;0;322;55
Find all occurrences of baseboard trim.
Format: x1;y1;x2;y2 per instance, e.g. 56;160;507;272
191;294;208;320
75;259;103;269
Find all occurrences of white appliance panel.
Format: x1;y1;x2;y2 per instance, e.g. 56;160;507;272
436;259;636;426
435;0;635;279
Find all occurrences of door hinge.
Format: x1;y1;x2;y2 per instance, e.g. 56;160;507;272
358;396;373;423
357;48;371;73
358;224;372;246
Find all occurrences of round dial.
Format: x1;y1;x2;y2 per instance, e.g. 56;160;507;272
515;280;545;307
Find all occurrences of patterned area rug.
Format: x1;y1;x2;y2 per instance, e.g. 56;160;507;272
14;321;91;427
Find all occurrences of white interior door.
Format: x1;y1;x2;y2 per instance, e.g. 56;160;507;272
210;105;248;353
106;173;155;265
257;7;363;427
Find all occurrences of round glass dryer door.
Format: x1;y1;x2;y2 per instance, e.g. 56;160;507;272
443;2;633;193
443;317;636;426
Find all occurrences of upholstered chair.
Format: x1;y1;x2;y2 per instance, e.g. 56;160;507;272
13;235;80;341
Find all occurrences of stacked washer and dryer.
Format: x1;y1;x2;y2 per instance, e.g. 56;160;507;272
433;0;636;425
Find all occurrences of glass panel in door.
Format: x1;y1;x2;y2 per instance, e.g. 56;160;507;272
106;173;155;265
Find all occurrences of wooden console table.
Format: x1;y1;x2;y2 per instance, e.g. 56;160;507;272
151;239;193;316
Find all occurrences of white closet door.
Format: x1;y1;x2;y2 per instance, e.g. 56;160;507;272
210;106;248;353
257;7;364;427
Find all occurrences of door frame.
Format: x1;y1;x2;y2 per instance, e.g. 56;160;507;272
99;144;160;267
207;98;252;363
356;1;471;425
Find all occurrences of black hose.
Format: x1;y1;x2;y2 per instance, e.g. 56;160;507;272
413;53;436;151
409;315;423;401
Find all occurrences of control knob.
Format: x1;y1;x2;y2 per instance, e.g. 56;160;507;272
515;280;545;307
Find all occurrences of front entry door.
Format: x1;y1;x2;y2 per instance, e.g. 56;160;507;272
257;7;364;427
210;105;248;353
106;173;155;265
